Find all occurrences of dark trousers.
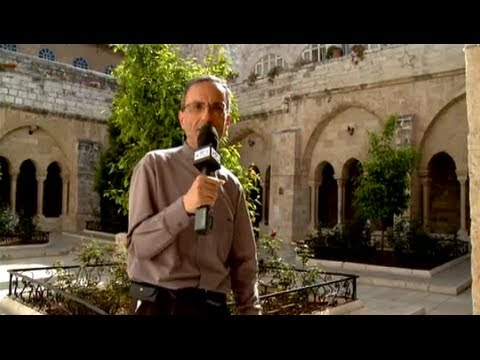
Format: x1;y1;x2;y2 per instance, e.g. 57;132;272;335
130;285;229;316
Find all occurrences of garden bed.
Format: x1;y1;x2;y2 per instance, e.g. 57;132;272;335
6;264;359;315
312;247;461;270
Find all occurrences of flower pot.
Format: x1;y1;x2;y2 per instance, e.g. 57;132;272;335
332;48;343;58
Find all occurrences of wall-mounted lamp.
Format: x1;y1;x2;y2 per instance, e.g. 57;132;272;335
28;125;39;135
347;126;355;136
247;138;255;147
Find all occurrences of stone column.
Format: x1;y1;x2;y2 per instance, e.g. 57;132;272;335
36;174;46;216
421;177;431;231
309;180;319;229
465;44;480;314
9;171;18;212
270;128;300;260
457;174;468;236
336;178;345;226
62;173;69;215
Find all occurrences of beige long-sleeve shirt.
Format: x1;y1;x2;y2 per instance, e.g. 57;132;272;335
126;143;261;315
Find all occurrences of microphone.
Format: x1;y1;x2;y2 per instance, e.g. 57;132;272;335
193;125;221;235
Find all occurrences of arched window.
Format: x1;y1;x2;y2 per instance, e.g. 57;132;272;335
254;54;286;77
105;65;115;75
73;57;89;69
38;48;56;61
0;44;17;52
301;44;328;63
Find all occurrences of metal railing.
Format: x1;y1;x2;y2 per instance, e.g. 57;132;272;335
7;264;358;315
7;264;114;315
247;267;357;315
0;231;49;246
85;221;127;234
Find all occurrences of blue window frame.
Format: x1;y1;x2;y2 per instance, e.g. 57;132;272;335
0;44;17;52
38;48;56;61
73;57;89;69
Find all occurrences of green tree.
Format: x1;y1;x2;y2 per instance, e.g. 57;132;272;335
354;115;418;250
96;44;259;225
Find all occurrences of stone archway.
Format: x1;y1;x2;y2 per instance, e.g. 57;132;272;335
16;159;38;217
303;104;382;178
428;152;461;234
342;158;363;223
0;156;11;208
316;162;337;228
43;162;62;217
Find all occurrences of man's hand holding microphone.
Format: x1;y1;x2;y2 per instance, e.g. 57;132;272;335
182;175;225;215
182;124;223;234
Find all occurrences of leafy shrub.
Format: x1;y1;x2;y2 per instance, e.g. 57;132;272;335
0;207;19;235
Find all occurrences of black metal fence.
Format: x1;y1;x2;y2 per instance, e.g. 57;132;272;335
8;264;110;315
252;267;357;315
7;264;358;315
0;232;49;246
85;221;127;235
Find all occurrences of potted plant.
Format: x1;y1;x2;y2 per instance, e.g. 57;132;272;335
246;71;258;86
267;65;282;83
350;44;365;65
326;45;343;59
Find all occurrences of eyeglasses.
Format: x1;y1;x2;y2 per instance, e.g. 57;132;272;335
182;101;227;115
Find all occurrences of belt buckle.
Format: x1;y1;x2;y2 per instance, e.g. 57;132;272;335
201;289;223;307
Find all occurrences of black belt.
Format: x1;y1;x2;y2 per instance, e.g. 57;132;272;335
130;281;227;307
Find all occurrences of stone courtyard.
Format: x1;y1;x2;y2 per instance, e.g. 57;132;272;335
0;43;479;313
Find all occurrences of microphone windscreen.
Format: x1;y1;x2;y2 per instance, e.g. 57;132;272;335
197;125;219;150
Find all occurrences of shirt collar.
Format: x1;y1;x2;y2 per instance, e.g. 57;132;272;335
180;141;195;160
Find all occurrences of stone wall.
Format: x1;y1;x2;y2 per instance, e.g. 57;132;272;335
0;49;113;231
0;48;117;121
230;44;465;117
16;44;122;74
77;140;102;216
227;44;468;242
464;44;480;314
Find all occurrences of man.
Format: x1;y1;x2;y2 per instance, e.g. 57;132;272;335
126;75;262;315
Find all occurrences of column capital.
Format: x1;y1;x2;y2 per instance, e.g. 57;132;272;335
420;177;432;186
308;180;320;186
455;170;468;182
61;172;70;181
9;170;19;179
335;177;346;185
457;175;468;183
418;169;429;178
37;174;47;182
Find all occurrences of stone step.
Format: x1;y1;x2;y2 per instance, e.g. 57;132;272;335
347;305;426;315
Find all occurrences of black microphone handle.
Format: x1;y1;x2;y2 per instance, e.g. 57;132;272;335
194;205;212;235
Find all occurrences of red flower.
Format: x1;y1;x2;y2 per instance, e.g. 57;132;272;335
270;230;277;238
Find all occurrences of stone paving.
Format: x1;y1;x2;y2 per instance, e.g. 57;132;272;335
351;284;472;315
